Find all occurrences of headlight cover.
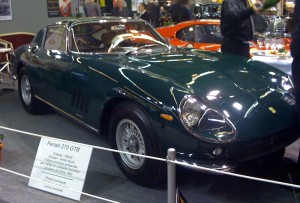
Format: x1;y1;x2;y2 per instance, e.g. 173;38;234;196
179;95;236;143
281;75;294;95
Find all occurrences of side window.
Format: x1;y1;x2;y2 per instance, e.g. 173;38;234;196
70;23;107;52
61;30;67;51
195;25;209;43
176;26;196;43
205;25;223;44
176;24;223;44
44;26;65;51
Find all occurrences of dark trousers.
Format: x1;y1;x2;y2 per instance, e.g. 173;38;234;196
292;58;300;164
221;37;250;58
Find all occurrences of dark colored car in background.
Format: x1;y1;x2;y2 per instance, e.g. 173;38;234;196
193;3;221;19
12;17;299;186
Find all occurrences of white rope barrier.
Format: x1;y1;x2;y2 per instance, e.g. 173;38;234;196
0;125;300;200
0;126;166;162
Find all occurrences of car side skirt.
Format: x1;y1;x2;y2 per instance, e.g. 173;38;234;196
35;95;99;133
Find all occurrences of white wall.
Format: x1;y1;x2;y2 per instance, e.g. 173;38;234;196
0;0;77;34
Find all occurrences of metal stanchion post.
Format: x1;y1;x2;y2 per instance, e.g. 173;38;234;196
167;148;176;203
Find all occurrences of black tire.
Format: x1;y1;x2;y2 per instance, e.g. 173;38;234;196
18;69;48;114
109;101;166;186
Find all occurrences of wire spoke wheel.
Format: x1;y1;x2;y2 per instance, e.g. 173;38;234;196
18;69;48;114
20;74;32;105
116;119;146;169
109;101;166;186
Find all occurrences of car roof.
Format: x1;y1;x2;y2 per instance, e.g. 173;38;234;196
184;19;220;24
173;19;220;27
53;17;144;27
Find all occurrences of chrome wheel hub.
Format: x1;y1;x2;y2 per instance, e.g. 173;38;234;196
21;75;32;105
116;119;145;169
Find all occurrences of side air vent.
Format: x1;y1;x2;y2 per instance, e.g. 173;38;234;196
71;89;90;114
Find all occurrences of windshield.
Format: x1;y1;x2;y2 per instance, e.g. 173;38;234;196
69;21;168;54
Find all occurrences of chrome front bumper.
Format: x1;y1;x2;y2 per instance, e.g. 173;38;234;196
176;157;236;173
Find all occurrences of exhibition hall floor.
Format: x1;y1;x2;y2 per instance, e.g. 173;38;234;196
1;87;300;203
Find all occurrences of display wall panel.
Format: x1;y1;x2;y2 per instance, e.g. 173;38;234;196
0;0;77;34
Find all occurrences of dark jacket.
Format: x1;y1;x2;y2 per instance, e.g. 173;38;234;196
111;7;131;17
147;3;160;27
170;3;181;24
291;0;300;59
221;0;254;41
140;11;151;23
180;4;194;22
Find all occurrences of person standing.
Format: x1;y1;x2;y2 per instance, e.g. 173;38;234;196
139;3;151;23
160;6;171;26
147;0;160;27
180;0;195;22
290;0;300;164
170;0;182;24
83;0;101;17
220;0;263;58
111;0;131;17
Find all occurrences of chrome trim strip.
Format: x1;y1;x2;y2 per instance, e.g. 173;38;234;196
35;95;99;133
88;66;119;83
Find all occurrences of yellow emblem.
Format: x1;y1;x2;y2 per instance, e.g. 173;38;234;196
268;107;277;114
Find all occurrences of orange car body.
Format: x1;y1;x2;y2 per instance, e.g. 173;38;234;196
156;19;223;51
156;19;291;52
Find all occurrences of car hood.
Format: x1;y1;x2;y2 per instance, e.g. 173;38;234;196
122;50;296;139
127;50;271;98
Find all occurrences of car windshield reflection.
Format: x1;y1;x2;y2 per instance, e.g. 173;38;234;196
69;21;168;54
109;33;169;54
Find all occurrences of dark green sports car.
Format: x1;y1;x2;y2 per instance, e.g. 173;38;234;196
12;17;299;186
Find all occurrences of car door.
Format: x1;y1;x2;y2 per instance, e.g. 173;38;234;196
66;23;110;129
33;25;73;112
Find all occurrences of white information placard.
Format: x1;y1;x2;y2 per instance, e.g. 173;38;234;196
29;137;93;201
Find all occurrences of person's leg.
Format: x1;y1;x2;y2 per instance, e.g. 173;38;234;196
291;58;300;165
221;37;232;54
238;43;250;58
292;59;300;120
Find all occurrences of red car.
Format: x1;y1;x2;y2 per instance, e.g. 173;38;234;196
156;19;224;51
156;19;291;53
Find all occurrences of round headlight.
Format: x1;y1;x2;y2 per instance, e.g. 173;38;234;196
180;96;205;127
179;95;236;143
